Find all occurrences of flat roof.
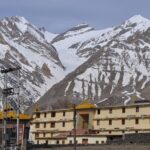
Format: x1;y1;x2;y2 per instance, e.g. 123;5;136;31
0;111;31;120
32;102;150;114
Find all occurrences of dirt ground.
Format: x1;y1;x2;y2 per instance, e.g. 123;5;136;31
31;144;150;150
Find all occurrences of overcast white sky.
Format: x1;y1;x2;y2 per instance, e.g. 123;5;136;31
0;0;150;33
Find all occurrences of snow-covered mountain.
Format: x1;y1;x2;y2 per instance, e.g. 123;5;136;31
0;16;65;110
1;15;150;111
35;15;150;110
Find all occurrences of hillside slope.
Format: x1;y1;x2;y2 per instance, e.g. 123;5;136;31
0;16;64;110
35;15;150;110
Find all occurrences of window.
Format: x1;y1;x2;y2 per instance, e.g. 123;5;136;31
135;119;139;124
82;139;88;144
97;120;100;126
43;133;46;137
122;131;125;134
44;123;46;128
109;120;112;125
96;141;99;144
136;107;139;112
122;119;125;125
44;113;47;118
62;122;65;127
51;112;56;117
36;112;40;118
62;140;65;144
56;140;59;144
109;131;112;134
122;108;125;113
135;130;138;134
97;109;100;114
35;123;40;128
37;140;39;144
51;122;55;128
109;108;112;114
69;140;72;144
63;111;66;117
35;133;39;138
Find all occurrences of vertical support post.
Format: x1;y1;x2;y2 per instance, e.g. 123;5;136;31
1;66;21;149
3;73;7;150
16;69;20;149
73;104;76;150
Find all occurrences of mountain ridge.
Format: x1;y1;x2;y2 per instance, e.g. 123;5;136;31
0;15;150;111
35;14;150;110
0;16;65;110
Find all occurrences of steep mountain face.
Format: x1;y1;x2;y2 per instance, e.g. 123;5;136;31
0;16;65;110
35;15;150;110
1;15;150;111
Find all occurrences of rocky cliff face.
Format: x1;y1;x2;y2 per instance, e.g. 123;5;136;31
1;15;150;111
36;15;150;110
0;16;64;110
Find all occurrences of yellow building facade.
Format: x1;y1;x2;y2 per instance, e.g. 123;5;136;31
30;102;150;145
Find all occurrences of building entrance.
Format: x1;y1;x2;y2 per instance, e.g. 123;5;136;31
79;114;89;129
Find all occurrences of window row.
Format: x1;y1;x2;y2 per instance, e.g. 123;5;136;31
35;139;105;145
36;140;66;145
97;107;139;115
35;122;66;128
96;130;139;134
36;111;66;118
35;130;140;138
96;118;139;125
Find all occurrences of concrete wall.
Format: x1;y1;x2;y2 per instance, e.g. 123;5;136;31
67;136;107;144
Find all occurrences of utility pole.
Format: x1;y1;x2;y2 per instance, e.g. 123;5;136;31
1;66;21;150
16;69;20;150
3;73;7;150
73;104;76;150
2;87;14;150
